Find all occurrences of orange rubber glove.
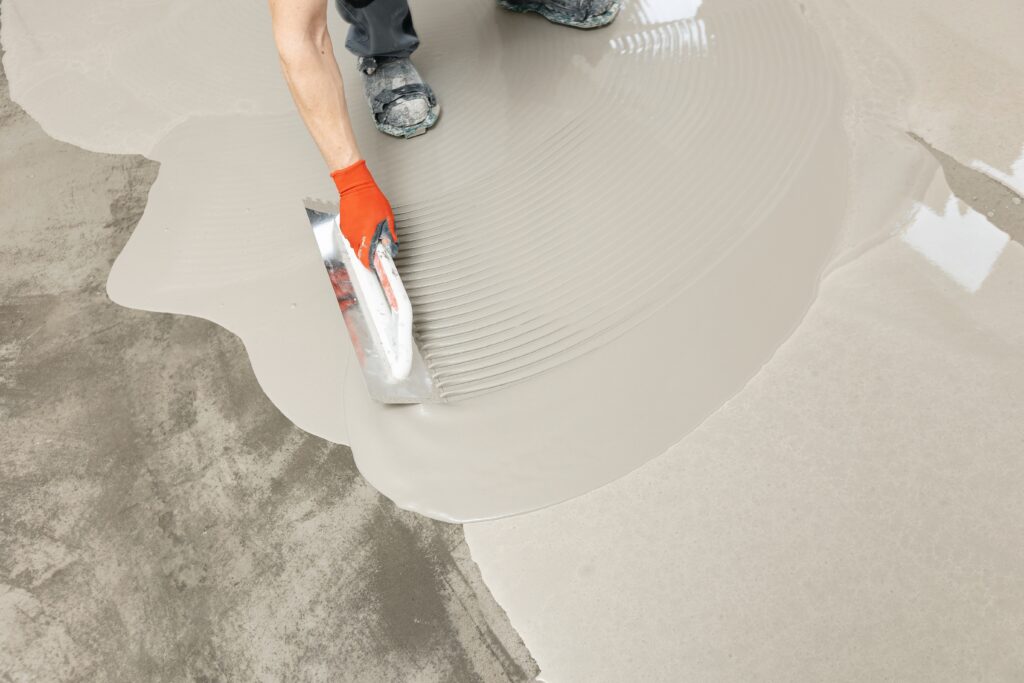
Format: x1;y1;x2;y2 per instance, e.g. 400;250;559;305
331;159;398;269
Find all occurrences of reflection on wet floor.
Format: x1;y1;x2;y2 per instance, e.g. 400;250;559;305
972;144;1024;200
902;195;1009;293
609;18;709;57
610;0;707;55
633;0;703;25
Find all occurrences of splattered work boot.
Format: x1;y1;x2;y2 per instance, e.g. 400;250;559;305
498;0;620;28
357;56;440;139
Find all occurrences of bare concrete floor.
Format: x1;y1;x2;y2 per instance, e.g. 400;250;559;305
0;45;537;682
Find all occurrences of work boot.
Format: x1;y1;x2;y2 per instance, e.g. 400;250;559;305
498;0;620;28
357;56;440;139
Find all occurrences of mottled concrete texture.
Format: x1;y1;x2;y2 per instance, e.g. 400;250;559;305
0;40;537;682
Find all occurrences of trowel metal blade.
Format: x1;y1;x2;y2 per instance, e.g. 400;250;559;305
304;199;438;404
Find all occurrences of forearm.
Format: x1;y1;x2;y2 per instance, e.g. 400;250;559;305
272;7;361;170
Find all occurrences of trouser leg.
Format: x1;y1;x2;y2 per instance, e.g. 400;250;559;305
334;0;420;59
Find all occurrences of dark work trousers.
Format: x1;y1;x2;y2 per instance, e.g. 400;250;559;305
334;0;420;59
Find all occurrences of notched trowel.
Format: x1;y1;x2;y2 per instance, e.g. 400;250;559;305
304;199;437;404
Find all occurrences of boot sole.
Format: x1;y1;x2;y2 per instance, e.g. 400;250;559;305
375;103;441;139
497;0;621;28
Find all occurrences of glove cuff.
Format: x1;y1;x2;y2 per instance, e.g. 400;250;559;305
331;159;375;196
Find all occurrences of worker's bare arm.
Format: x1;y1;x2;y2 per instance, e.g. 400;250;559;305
269;0;362;169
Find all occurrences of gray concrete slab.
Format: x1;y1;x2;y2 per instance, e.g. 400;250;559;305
0;32;537;682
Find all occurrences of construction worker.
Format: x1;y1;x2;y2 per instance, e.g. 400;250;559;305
269;0;618;267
